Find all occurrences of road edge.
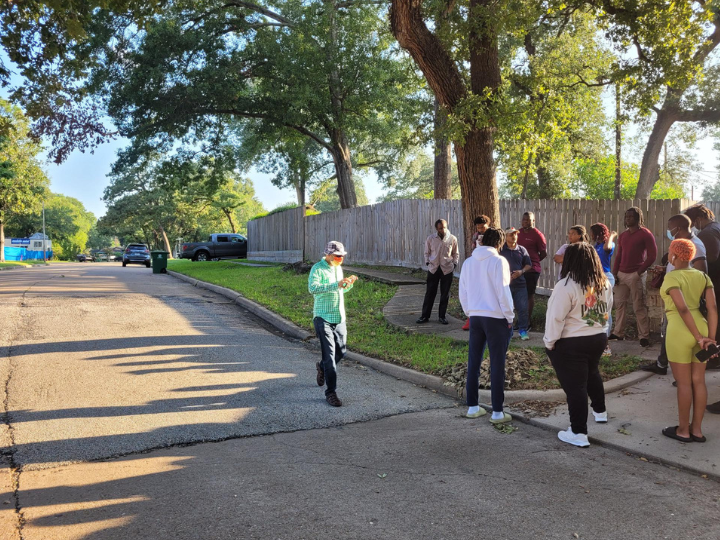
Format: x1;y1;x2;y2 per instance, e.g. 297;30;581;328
166;270;652;403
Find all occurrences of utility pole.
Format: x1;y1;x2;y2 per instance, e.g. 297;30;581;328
614;84;622;200
42;202;47;263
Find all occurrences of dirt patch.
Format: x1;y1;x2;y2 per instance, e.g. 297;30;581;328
510;399;564;418
439;348;559;391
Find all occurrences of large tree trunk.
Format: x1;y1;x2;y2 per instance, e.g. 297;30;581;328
0;220;4;263
159;225;174;259
635;110;677;199
294;176;306;207
330;131;358;209
433;97;452;199
391;0;501;257
455;129;500;253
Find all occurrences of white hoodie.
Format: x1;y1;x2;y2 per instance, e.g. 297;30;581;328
543;277;613;349
459;246;514;323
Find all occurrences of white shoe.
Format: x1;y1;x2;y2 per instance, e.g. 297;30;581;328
602;347;612;357
558;427;590;447
592;410;608;423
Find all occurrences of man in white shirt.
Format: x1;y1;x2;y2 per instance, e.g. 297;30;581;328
417;219;459;325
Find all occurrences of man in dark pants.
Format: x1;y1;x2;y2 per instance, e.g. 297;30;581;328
685;204;720;413
416;219;459;325
308;241;358;407
642;214;706;375
517;211;547;329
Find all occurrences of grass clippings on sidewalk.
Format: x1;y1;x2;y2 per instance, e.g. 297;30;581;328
168;260;644;388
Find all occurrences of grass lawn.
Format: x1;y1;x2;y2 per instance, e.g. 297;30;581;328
168;260;642;386
0;260;52;269
169;260;469;374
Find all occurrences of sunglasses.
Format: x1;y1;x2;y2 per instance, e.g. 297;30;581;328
333;254;344;260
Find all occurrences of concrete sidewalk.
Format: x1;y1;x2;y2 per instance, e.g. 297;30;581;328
355;265;659;361
525;371;720;478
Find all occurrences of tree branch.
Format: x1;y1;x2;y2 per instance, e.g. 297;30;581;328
197;108;332;151
675;108;720;123
221;1;294;26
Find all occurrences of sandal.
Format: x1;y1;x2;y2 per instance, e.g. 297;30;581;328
690;434;707;443
662;426;692;443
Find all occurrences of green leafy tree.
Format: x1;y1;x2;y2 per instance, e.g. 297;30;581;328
0;100;49;262
379;151;460;201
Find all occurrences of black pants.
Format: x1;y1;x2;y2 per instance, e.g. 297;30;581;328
546;333;607;435
421;268;453;319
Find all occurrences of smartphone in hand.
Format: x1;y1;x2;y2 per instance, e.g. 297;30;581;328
695;343;720;362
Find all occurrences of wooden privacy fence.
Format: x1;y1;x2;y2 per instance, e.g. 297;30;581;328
248;198;697;290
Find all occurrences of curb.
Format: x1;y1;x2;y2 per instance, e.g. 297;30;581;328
508;410;720;482
167;270;314;341
166;269;653;403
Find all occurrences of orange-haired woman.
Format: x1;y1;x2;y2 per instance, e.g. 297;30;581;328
661;239;718;443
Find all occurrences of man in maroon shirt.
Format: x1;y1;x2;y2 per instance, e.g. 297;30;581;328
610;207;658;347
517;211;547;328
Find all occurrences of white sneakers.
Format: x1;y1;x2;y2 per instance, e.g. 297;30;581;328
558;427;590;447
558;410;608;447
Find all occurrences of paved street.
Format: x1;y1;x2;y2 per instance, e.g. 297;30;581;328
2;264;720;540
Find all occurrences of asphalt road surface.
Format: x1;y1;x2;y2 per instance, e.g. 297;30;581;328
1;263;719;540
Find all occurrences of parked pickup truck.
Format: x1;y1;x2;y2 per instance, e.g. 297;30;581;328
180;234;248;262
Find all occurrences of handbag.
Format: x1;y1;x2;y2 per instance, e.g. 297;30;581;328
650;268;666;289
649;252;668;289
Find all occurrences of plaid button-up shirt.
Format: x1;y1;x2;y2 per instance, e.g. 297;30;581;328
308;258;354;323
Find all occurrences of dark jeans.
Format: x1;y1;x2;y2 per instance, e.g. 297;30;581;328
421;268;453;319
466;316;511;412
546;333;607;435
313;317;347;396
510;286;529;334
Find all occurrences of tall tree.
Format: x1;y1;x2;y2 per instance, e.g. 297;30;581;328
0;100;49;262
390;0;503;253
579;0;720;198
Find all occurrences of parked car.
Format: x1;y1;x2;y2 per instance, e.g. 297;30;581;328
122;244;151;268
76;253;95;262
179;234;248;262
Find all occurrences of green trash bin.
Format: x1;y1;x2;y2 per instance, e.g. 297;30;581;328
150;251;169;274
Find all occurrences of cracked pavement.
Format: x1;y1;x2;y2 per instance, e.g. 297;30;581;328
1;263;720;540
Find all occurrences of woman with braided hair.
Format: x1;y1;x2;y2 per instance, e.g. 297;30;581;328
553;225;590;281
660;239;717;442
544;242;613;447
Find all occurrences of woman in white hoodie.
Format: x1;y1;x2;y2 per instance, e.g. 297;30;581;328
544;242;613;447
459;228;515;424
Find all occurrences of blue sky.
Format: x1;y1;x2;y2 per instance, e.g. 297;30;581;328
44;138;388;219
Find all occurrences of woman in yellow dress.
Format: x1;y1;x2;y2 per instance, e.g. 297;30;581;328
661;239;718;443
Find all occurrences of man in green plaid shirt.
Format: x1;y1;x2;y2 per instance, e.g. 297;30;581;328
309;241;357;407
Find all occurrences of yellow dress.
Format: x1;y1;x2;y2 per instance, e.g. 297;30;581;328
661;268;714;364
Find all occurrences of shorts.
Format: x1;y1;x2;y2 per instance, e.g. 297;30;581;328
525;271;540;296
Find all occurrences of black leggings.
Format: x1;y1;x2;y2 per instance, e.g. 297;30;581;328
546;333;607;435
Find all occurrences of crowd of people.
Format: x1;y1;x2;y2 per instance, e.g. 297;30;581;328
307;203;720;448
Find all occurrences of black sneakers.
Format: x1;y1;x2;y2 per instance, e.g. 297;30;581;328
641;362;667;375
439;317;449;325
416;316;429;324
640;338;651;348
316;362;325;387
608;334;623;341
326;392;343;407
